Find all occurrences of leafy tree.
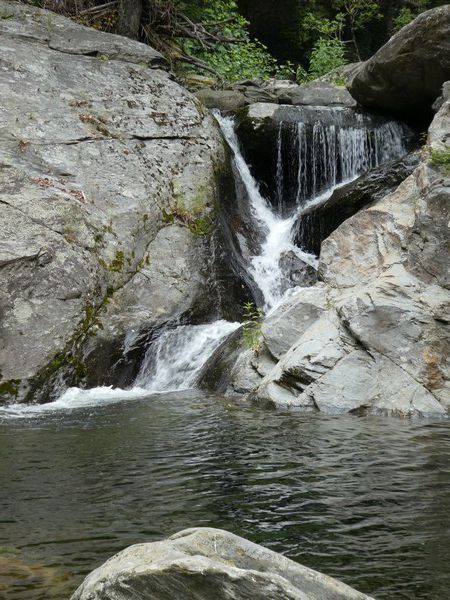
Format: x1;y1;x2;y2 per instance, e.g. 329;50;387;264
180;1;276;81
298;11;348;82
332;0;381;59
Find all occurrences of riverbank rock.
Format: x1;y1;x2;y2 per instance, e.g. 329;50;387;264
71;527;374;600
349;6;450;120
0;1;236;403
194;80;355;112
223;87;450;418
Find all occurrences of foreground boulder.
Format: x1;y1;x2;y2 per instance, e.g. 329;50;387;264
71;528;374;600
0;1;235;403
350;6;450;120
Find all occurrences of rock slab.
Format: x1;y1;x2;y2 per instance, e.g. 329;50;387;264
0;1;232;402
71;527;374;600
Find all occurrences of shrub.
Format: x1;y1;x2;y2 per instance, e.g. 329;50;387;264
242;302;263;352
307;37;348;81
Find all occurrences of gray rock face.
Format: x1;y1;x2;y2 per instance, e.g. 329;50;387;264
224;89;450;418
71;527;374;600
194;80;355;112
0;1;232;402
195;89;247;113
350;6;450;118
282;82;356;107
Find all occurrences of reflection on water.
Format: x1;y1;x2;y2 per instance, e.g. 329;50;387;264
0;391;449;600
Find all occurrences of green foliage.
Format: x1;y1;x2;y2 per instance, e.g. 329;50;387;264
332;0;381;31
275;61;296;80
242;302;263;352
302;11;345;40
179;0;276;81
393;7;416;31
393;1;430;32
429;145;450;174
299;37;348;82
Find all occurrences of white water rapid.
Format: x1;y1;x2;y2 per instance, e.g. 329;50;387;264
134;320;240;392
215;112;318;310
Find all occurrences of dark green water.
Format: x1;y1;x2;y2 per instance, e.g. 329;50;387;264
1;391;449;599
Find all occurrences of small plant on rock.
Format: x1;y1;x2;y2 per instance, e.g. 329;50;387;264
242;302;263;353
429;145;450;175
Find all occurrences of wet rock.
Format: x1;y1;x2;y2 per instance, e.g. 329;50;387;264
349;6;450;120
0;1;234;402
71;527;375;600
295;151;420;255
278;251;318;289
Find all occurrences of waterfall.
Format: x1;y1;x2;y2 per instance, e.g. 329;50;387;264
134;320;240;392
287;113;408;209
17;107;409;409
215;112;318;311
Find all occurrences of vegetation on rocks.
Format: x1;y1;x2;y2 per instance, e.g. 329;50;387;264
429;145;450;174
242;302;263;352
19;0;446;84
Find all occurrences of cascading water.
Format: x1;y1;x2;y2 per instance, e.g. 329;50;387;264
275;109;409;212
5;105;410;410
134;320;240;392
216;106;409;312
215;112;318;311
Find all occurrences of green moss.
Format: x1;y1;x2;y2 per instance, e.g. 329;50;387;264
0;380;20;397
429;145;450;174
109;250;125;272
188;217;213;236
162;208;175;224
171;180;210;216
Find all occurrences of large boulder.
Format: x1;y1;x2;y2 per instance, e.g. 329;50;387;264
349;6;450;120
0;1;236;403
71;527;374;600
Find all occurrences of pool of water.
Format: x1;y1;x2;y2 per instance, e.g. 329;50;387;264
1;390;449;599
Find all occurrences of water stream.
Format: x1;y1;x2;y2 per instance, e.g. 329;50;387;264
1;393;449;600
215;112;318;311
134;320;240;392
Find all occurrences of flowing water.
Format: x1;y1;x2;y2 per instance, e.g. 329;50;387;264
215;112;318;310
1;392;449;600
215;110;408;310
134;320;240;392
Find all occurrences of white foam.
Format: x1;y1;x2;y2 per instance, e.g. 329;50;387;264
0;386;150;418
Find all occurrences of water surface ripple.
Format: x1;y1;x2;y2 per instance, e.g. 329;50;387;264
1;392;449;599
